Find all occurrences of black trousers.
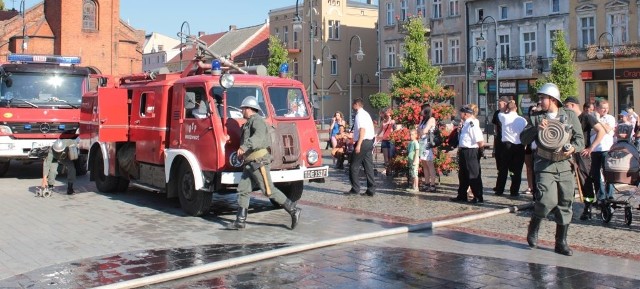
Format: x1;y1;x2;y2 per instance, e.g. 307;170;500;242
495;142;525;195
494;139;506;180
590;151;610;201
457;147;483;200
349;139;376;193
575;153;595;203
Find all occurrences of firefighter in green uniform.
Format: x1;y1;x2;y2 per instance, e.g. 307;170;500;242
520;83;584;256
42;139;78;195
227;96;301;230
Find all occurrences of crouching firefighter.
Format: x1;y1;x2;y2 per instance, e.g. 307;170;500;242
520;83;584;256
227;96;302;230
42;139;79;195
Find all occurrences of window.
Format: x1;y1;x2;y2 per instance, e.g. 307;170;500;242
269;87;308;118
328;20;340;40
523;32;536;55
293;31;299;49
293;58;298;79
386;45;396;68
551;0;560;13
82;0;97;30
499;34;510;59
449;38;460;63
477;8;484;22
499;6;508;20
433;0;442;18
416;0;426;17
211;86;267;118
448;0;459;17
274;28;280;39
330;55;338;75
400;0;408;21
472;35;486;61
548;30;560;56
184;89;206;119
386;2;395;26
524;2;533;17
579;16;595;47
433;40;443;64
283;26;289;44
608;12;628;44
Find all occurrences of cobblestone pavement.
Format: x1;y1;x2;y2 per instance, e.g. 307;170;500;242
0;147;639;287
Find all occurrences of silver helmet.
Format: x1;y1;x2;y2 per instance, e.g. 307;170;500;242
537;83;561;103
240;96;261;112
52;139;67;153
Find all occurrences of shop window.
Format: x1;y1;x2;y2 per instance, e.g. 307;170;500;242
618;82;634;111
585;81;609;104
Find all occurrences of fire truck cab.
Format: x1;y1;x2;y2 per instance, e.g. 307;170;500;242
0;54;92;176
80;40;328;216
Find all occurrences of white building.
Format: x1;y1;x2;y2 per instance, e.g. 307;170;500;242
142;32;181;72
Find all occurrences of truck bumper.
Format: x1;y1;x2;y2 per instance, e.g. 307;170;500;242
0;136;55;160
220;165;329;185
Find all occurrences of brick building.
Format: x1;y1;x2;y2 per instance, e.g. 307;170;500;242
0;0;145;75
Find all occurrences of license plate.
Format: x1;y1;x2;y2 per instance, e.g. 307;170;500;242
304;168;328;179
32;142;48;149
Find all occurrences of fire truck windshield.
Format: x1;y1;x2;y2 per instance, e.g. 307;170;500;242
0;72;84;108
211;86;268;118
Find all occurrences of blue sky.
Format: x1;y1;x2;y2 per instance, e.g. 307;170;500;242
120;0;309;38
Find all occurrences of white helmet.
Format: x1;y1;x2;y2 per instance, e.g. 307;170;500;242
52;139;67;153
240;96;261;112
537;83;561;103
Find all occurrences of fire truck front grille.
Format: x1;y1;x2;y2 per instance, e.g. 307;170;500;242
281;134;299;163
8;122;79;134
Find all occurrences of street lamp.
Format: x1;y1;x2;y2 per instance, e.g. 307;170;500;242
293;0;317;122
320;44;332;129
597;32;617;111
354;73;371;100
348;35;365;122
178;21;191;71
465;45;484;105
20;0;28;53
478;16;499;117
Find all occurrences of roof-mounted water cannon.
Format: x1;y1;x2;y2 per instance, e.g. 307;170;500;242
279;63;289;78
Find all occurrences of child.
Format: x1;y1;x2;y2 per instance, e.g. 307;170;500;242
407;129;420;192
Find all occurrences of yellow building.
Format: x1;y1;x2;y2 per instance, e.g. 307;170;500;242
269;0;379;124
570;0;640;113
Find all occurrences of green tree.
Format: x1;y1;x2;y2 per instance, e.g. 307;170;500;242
390;17;441;94
532;30;578;101
0;0;5;10
266;35;289;77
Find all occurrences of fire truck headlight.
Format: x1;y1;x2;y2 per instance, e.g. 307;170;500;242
229;152;243;167
0;125;13;136
307;149;319;165
220;74;235;89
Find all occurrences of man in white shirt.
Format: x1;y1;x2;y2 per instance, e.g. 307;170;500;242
590;99;616;203
346;99;376;196
495;101;528;197
451;105;485;203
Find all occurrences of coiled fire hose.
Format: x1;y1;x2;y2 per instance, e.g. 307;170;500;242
538;118;572;151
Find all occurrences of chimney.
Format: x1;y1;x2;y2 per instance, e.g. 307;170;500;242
229;25;237;31
198;31;205;37
158;45;164;51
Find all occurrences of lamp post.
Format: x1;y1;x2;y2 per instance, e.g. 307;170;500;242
478;16;498;114
348;35;365;123
20;0;28;53
293;0;317;121
597;32;616;111
354;73;370;100
320;44;332;129
465;45;483;105
178;21;191;71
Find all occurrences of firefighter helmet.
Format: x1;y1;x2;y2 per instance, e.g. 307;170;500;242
52;139;67;153
537;83;561;103
240;96;261;112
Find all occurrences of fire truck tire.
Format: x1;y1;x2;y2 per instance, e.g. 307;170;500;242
274;180;304;205
116;178;130;192
93;152;118;193
176;162;212;217
0;161;10;177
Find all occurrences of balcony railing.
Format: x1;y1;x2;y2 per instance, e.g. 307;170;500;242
574;43;640;62
473;56;553;76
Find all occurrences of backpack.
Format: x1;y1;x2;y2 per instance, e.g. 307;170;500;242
429;128;443;148
604;141;640;185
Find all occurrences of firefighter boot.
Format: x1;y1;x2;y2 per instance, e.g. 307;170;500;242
67;183;75;195
227;207;248;230
554;224;573;256
579;202;592;220
527;216;543;248
282;199;301;230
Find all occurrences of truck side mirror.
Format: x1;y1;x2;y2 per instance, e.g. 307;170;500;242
185;92;196;109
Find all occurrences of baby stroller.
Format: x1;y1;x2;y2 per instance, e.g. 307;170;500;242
602;124;640;225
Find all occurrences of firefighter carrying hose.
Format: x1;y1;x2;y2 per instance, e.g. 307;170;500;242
42;139;78;195
227;96;302;230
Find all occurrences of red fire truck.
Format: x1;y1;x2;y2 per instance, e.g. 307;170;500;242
0;54;92;176
79;39;328;216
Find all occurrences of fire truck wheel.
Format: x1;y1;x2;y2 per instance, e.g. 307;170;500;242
0;161;9;177
274;180;304;205
116;178;130;192
176;162;212;217
93;152;118;193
